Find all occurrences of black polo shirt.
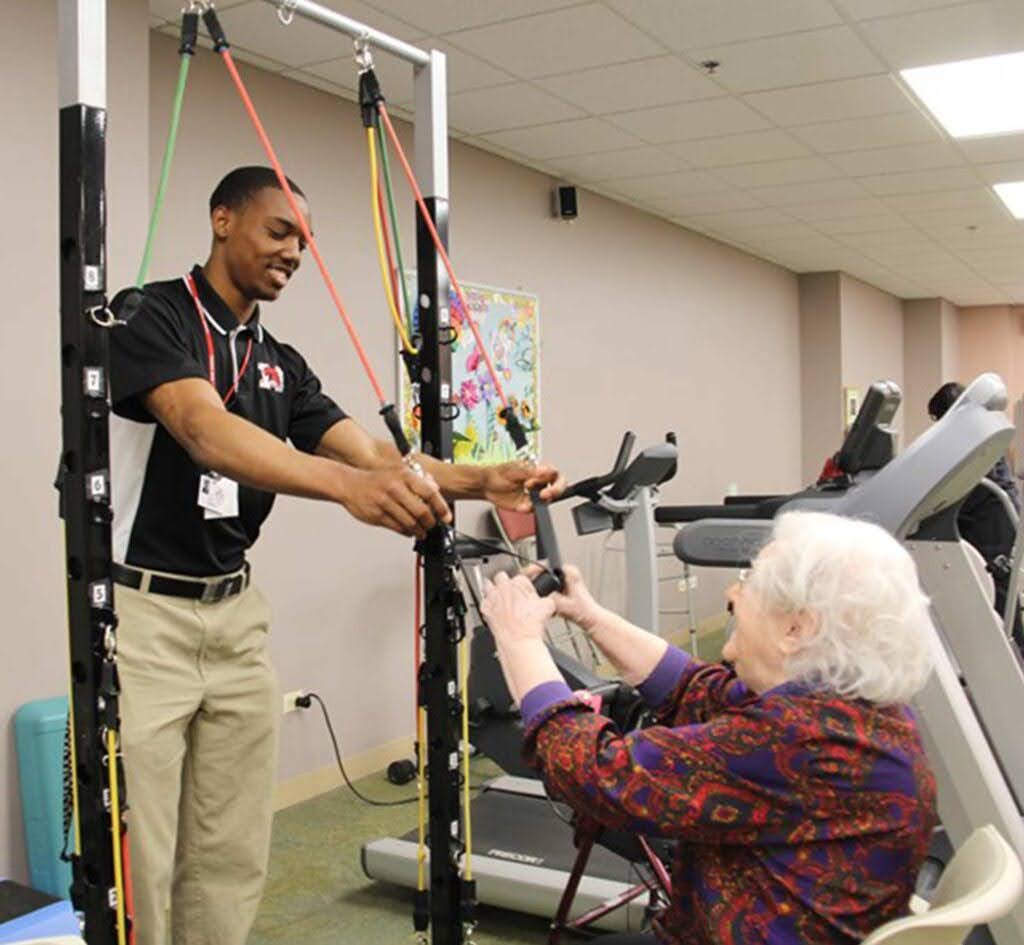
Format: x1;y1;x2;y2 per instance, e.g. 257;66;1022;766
108;265;347;576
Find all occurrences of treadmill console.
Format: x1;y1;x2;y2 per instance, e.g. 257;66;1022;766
835;380;902;475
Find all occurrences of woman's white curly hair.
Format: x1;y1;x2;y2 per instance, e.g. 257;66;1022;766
748;511;936;704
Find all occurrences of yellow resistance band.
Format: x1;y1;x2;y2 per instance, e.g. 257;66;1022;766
416;705;428;891
106;728;128;945
367;126;416;355
460;632;473;880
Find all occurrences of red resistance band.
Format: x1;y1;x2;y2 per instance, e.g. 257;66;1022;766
185;273;253;407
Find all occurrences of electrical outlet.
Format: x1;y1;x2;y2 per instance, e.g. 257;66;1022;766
678;574;698;592
282;689;305;714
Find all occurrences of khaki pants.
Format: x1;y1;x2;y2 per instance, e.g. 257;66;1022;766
117;579;280;945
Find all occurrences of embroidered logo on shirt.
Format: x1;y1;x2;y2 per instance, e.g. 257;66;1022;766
257;362;285;393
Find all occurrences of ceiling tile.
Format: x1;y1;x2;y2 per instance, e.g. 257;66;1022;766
443;5;664;79
976;160;1024;183
688;27;884;94
421;39;516;93
859;0;1024;70
905;204;1014;227
665;129;810;167
607;98;770;143
816;214;911;234
448;84;585;135
748;178;870;206
610;170;729;201
685;207;799;230
858;166;982;195
791;111;944;154
655;189;766;215
480;119;643;160
363;0;580;34
714;155;841;188
607;0;841;50
550;147;689;182
883;188;1003;212
744;75;914;126
834;0;981;20
713;221;825;241
958;133;1024;165
536;56;722;115
788;197;892;220
929;222;1024;247
828;141;965;176
838;228;939;249
215;1;424;69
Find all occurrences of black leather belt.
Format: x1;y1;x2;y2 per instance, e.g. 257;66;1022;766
113;562;251;603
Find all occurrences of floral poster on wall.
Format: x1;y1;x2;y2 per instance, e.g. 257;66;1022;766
398;279;541;464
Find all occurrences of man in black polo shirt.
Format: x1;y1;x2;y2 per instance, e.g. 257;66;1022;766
108;166;562;945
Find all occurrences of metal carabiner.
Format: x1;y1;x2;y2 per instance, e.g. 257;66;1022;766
354;33;374;73
277;0;298;26
87;304;126;329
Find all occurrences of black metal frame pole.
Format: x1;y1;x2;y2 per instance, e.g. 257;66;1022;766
58;2;125;942
416;200;464;945
411;48;466;945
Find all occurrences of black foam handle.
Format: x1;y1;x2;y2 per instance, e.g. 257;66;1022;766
532;567;564;597
358;68;385;128
530;489;564;596
202;7;229;51
380;403;412;456
179;11;199;55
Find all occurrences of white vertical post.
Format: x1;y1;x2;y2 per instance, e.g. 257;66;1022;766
59;0;106;109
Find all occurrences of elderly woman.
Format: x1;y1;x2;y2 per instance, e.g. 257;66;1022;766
481;510;938;945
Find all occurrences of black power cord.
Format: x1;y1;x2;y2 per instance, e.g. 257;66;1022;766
302;692;420;807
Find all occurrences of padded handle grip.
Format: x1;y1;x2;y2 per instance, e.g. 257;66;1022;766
532;568;564;598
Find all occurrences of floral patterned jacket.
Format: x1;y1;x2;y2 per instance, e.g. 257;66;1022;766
520;647;937;944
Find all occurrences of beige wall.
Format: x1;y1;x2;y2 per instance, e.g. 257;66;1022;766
798;272;911;480
839;275;905;442
903;298;960;444
798;272;841;482
0;15;806;881
958;306;1024;409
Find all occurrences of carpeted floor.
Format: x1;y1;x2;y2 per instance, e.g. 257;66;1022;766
250;622;729;944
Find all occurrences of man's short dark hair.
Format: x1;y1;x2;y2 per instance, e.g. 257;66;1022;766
209;166;305;213
928;381;965;421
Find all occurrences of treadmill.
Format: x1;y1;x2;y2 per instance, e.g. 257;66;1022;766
664;374;1024;945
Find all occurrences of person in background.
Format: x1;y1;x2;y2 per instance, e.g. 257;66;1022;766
928;381;1022;646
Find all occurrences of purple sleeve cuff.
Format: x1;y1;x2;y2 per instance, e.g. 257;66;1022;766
637;646;691;707
520;680;575;728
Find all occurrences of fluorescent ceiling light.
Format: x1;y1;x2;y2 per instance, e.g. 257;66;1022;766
902;51;1024;138
994;181;1024;218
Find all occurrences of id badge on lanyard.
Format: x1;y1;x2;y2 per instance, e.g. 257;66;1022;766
185;273;252;521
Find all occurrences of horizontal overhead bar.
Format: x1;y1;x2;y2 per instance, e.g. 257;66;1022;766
259;0;431;67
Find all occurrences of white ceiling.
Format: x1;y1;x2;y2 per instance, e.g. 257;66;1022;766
148;0;1024;306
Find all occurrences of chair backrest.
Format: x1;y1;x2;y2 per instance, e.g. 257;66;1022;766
863;825;1023;945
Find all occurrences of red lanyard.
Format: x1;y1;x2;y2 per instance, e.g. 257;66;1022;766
185;274;253;407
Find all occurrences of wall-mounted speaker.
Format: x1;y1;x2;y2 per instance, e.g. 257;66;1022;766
553;184;578;221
